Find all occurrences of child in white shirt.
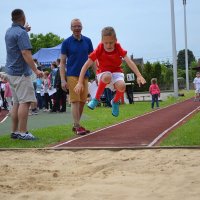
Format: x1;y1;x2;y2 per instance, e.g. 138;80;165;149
193;72;200;101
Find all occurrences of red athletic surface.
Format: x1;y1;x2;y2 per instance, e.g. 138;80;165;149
0;109;8;122
55;99;200;148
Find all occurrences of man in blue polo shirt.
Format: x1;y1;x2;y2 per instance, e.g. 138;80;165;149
60;18;94;135
5;9;43;140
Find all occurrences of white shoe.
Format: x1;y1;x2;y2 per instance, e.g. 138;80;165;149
18;132;36;140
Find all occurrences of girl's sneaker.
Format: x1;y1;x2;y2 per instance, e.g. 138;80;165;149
87;98;99;110
111;100;119;117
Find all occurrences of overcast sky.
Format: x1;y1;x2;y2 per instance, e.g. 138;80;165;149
0;0;199;66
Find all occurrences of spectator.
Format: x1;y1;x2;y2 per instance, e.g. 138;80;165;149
49;62;59;112
0;81;8;110
5;9;43;140
149;78;160;109
43;71;52;111
29;59;40;115
35;77;44;110
4;80;12;115
193;72;200;102
54;58;67;112
60;18;94;135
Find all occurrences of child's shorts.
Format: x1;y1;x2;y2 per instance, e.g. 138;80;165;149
97;72;124;91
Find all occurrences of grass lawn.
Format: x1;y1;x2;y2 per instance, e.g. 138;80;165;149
0;90;198;148
160;111;200;146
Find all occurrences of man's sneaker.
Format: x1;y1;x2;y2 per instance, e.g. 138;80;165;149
72;126;90;134
17;132;36;140
81;126;90;134
72;127;87;135
49;109;57;113
87;98;99;110
32;109;38;115
111;100;120;117
10;132;20;139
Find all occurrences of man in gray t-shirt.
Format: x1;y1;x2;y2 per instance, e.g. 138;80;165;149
5;9;43;140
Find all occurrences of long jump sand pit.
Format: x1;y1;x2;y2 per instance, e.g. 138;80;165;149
0;148;200;200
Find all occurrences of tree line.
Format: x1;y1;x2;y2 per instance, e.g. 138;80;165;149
30;32;198;92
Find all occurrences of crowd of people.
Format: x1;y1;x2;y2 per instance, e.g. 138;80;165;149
0;59;69;116
0;78;12;114
29;59;69;115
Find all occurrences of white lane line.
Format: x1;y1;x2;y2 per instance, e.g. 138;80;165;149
0;115;8;123
52;102;183;148
148;106;200;147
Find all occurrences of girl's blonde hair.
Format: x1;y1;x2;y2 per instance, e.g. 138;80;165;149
151;78;157;84
44;71;50;77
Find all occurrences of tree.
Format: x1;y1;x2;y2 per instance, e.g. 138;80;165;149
153;62;162;84
190;60;198;79
162;60;172;68
142;61;152;90
163;67;173;90
177;69;186;78
177;49;195;69
30;32;64;54
121;61;133;82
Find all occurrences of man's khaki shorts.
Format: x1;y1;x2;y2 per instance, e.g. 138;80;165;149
7;75;36;104
67;76;88;103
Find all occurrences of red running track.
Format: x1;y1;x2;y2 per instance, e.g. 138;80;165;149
0;109;8;123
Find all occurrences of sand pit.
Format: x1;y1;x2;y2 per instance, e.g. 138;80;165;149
0;149;200;200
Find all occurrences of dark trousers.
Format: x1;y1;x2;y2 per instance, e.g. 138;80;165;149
36;93;44;109
44;93;52;110
57;88;67;112
1;90;7;109
52;88;67;112
126;85;133;104
151;94;159;108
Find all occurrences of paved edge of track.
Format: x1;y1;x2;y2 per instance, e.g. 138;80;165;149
52;99;199;149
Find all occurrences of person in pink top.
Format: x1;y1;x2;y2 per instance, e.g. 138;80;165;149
4;80;12;115
74;26;146;117
149;78;160;109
